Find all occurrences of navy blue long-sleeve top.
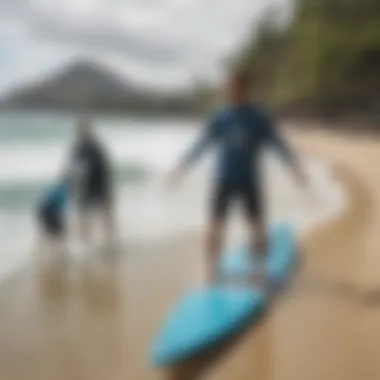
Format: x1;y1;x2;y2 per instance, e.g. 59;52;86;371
181;104;297;185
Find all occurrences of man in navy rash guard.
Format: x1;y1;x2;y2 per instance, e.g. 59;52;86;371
167;69;308;286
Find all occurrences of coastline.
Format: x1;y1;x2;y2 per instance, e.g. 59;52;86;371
1;128;380;380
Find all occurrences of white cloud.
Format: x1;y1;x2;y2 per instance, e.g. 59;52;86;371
0;0;290;92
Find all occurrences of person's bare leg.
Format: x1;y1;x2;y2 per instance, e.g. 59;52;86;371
251;219;268;290
34;229;47;257
35;231;53;269
57;230;69;259
78;210;91;252
205;220;225;284
102;202;117;251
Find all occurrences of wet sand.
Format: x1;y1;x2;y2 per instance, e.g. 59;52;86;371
1;128;380;380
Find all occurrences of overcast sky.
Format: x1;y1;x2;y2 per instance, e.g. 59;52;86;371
0;0;291;93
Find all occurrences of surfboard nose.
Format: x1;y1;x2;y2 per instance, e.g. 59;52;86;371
150;287;264;366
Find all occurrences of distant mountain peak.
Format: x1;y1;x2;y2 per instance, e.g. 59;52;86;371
0;59;203;115
45;59;139;95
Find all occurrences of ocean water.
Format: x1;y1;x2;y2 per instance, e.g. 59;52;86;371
0;111;347;281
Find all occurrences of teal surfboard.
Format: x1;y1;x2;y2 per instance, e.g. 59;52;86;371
150;222;296;366
220;222;296;285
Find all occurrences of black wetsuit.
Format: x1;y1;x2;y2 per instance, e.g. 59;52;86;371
180;104;297;222
73;139;112;209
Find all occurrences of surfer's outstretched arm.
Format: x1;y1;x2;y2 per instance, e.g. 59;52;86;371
167;115;221;186
264;115;308;187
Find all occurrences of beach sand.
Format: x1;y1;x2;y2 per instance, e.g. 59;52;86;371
1;128;380;380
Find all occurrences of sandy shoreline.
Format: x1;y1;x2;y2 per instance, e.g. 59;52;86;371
1;128;380;380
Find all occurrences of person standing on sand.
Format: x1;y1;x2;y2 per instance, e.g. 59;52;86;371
70;118;116;252
167;69;308;286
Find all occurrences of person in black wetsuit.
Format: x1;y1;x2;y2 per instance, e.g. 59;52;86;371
70;118;115;249
167;69;309;285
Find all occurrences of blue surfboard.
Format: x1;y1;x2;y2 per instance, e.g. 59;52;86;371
220;222;296;287
150;222;296;366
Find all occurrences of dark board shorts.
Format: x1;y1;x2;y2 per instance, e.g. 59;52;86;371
210;180;264;223
78;184;111;211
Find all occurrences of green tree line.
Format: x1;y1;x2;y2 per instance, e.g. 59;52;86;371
239;0;380;119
